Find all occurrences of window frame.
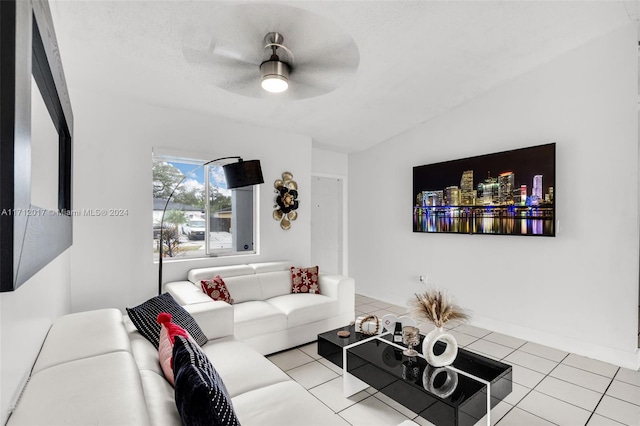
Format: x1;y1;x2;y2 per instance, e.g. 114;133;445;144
152;149;260;261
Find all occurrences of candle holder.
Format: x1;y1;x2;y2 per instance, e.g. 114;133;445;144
402;326;420;356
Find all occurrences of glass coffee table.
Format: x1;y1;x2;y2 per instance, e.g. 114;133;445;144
318;325;512;426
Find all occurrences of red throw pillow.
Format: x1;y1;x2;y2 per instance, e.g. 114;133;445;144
290;266;320;294
157;312;189;385
200;275;233;304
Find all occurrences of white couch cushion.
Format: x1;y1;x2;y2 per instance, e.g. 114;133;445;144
225;275;263;303
267;294;340;328
233;301;287;338
8;352;151;426
127;325;164;376
259;270;293;299
231;381;348;425
32;308;131;374
138;370;181;426
202;336;290;397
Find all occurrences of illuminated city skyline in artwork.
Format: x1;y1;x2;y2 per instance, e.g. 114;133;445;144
413;143;556;236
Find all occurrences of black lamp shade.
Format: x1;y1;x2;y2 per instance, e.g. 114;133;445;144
223;160;264;189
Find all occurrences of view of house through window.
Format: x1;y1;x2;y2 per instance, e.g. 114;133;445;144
152;154;257;260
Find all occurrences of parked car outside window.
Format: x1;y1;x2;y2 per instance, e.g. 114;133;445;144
183;219;206;240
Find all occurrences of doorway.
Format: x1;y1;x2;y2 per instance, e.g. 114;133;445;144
310;175;346;275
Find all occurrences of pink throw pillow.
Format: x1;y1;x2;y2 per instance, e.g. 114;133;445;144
157;312;189;385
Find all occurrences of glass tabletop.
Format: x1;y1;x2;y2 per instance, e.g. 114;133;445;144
341;329;512;426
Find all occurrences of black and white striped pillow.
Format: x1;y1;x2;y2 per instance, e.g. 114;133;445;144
126;293;207;348
173;335;240;426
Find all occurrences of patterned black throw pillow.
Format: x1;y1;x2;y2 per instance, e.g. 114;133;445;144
173;335;240;426
126;293;208;348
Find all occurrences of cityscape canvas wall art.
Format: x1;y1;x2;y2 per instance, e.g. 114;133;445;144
413;143;556;236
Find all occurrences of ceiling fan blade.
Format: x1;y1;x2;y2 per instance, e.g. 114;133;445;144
223;71;260;92
180;8;263;69
288;62;357;99
297;73;339;90
295;39;359;69
182;45;259;69
214;67;284;100
211;43;261;66
287;75;338;100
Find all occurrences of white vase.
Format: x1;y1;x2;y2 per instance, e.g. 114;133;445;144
422;326;458;367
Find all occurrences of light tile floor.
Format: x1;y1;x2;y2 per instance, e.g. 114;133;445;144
267;294;640;426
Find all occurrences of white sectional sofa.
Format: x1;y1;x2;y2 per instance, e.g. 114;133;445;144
165;261;355;355
7;301;347;425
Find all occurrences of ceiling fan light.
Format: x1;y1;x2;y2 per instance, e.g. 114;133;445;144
262;75;288;93
260;60;290;93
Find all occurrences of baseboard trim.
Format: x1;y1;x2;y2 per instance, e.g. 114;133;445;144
471;314;639;371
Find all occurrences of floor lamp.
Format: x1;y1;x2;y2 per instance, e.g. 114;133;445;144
158;157;264;295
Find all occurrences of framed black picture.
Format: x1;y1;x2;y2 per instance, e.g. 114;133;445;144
413;143;556;237
0;0;73;291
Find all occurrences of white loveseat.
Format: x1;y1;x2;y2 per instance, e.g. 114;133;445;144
7;301;347;425
165;261;355;355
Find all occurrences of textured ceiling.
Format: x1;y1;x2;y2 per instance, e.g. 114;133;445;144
50;0;638;153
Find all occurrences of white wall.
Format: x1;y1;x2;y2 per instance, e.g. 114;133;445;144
312;147;348;177
0;250;71;424
69;91;313;313
349;24;639;369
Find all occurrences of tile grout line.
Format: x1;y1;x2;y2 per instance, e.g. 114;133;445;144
559;362;622;380
583;366;620;426
525;353;612;418
303;373;356;426
603;388;640;409
283;360;361;426
495;404;561;426
516;349;568;363
284;359;341;387
483;337;527;353
498;354;569;426
533;371;611;406
496;368;543;425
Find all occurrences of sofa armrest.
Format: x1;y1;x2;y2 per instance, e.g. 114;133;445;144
183;300;234;341
165;280;211;305
319;274;355;315
165;281;234;341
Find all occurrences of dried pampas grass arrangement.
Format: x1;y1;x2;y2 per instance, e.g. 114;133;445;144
410;289;470;328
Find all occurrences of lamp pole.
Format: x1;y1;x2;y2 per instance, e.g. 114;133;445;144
157;156;261;295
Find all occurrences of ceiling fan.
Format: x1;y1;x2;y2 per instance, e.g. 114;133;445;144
179;3;360;100
259;32;292;94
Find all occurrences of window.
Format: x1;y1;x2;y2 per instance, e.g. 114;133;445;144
152;153;258;260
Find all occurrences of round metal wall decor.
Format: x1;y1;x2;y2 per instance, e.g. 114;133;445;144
273;172;299;230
